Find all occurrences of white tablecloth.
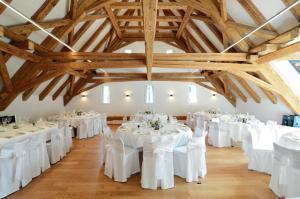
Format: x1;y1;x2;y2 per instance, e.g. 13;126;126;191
0;123;58;148
278;131;300;150
115;122;193;149
130;113;168;123
51;114;103;128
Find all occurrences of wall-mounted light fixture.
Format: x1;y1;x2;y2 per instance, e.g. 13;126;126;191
125;93;131;97
211;92;217;98
166;49;173;54
169;93;174;97
81;92;87;98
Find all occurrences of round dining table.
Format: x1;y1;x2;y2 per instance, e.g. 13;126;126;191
115;122;193;149
278;131;300;150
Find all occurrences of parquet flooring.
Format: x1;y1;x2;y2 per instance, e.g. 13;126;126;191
7;125;278;199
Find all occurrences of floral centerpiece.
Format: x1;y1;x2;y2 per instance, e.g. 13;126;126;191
144;110;152;114
149;119;162;130
75;110;82;116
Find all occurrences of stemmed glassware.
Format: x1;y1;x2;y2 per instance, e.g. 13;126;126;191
1;117;8;127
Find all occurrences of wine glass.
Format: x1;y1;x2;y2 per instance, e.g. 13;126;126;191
2;117;8;127
7;117;12;125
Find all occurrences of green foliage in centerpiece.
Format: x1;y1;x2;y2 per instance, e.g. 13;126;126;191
149;119;162;130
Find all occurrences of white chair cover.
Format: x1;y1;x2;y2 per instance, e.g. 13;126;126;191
29;133;50;178
104;138;140;182
193;127;207;152
77;119;88;139
100;126;113;166
247;127;273;174
208;121;231;147
141;140;174;189
64;126;73;153
0;149;19;198
93;117;100;136
2;139;32;189
87;118;94;138
173;138;206;182
270;143;300;198
47;128;65;164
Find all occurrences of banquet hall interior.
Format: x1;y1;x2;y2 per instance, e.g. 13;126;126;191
0;0;300;198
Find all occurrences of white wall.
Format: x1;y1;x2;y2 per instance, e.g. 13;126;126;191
66;81;236;116
236;98;292;123
0;82;294;123
0;95;65;122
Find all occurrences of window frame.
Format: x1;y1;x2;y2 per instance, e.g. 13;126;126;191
145;85;154;104
188;84;197;103
102;85;110;104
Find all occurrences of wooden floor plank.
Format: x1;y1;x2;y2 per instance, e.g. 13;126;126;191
7;125;278;199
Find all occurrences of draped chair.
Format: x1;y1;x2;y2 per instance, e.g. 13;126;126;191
173;138;207;182
77;119;88;139
208;121;231;147
0;150;17;198
47;128;65;164
141;139;174;189
104;138;140;182
87;118;94;138
29;133;50;178
247;126;273;174
270;143;300;198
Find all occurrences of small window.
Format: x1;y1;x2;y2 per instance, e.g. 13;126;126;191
145;85;154;104
102;85;110;104
188;85;197;103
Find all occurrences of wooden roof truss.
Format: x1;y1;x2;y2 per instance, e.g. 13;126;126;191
0;0;299;114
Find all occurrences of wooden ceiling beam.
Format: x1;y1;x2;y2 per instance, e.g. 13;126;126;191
105;5;122;38
79;19;110;51
190;15;278;40
0;52;13;92
281;0;300;22
68;0;78;45
0;40;42;62
0;25;50;53
0;0;12;14
143;0;158;80
179;0;249;52
207;74;236;106
52;77;71;101
237;0;277;32
256;42;300;64
38;52;253;62
86;0;118;13
176;7;193;38
233;75;261;103
1;0;95;110
153;61;259;72
188;21;219;52
120;25;178;31
260;64;300;114
228;71;281;94
117;16;183;22
221;74;247;102
110;2;187;10
7;14;107;34
31;0;60;22
39;75;64;101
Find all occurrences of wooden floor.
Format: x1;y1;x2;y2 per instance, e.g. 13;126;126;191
8;125;278;199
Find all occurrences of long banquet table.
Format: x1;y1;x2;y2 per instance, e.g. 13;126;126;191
0;122;58;148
